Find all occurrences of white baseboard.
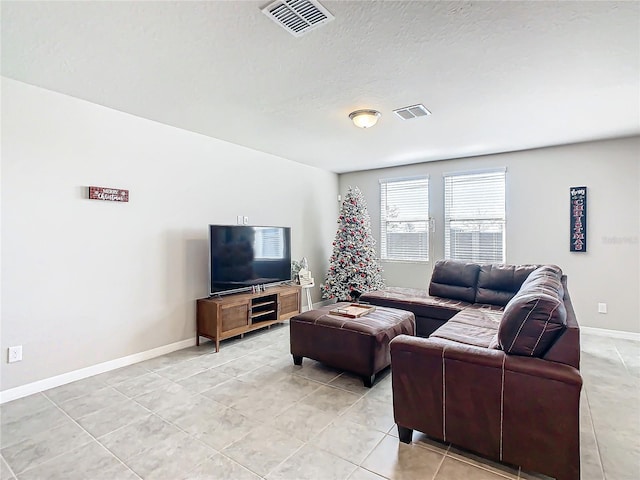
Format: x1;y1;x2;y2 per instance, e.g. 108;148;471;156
581;326;640;341
0;338;196;404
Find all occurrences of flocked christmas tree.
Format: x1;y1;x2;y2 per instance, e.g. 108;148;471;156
321;186;385;301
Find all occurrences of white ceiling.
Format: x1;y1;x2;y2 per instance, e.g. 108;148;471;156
2;1;639;173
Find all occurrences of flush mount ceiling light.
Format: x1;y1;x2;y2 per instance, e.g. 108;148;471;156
349;109;381;129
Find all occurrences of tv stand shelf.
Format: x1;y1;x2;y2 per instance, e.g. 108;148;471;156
252;310;276;320
196;285;301;351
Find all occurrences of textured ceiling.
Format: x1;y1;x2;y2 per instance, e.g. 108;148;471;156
2;1;639;173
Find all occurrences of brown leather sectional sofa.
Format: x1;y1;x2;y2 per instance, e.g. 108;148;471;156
361;260;582;480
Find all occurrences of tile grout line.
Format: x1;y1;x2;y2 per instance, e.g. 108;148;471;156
235;363;376;478
16;391;144;479
113;343;372;478
430;447;448;480
20;337;332;477
207;361;343;479
156;397;267;479
69;386;251;480
359;433;395;479
262;372;361;476
0;455;18;480
166;338;383;479
583;385;607;480
43;367;245;479
138;353;303;480
613;343;631;376
225;379;317;479
445;449;519;479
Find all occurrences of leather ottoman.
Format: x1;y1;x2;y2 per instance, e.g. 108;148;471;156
289;303;415;387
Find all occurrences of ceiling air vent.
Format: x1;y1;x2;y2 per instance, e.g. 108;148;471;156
261;0;335;37
393;104;432;120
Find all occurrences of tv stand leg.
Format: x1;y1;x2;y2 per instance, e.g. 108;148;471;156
196;335;200;346
215;339;220;353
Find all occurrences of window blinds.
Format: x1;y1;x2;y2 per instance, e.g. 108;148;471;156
380;176;429;262
444;169;506;263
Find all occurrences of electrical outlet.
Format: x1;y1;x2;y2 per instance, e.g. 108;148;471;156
237;215;243;225
243;216;249;225
598;303;607;314
8;345;22;363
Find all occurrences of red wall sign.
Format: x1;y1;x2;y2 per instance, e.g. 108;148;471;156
89;186;129;202
570;186;587;252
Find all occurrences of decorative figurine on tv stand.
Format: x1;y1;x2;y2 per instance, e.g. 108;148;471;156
298;268;314;287
295;257;314;287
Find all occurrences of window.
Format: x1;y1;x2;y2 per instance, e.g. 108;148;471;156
444;169;506;263
380;176;429;262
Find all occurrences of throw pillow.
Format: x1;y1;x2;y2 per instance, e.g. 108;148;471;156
498;291;567;357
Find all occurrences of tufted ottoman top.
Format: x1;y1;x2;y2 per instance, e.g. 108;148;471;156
292;302;415;342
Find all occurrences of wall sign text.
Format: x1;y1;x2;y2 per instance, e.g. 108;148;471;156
89;186;129;202
570;186;587;252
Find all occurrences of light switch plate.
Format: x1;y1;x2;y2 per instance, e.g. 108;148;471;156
8;346;22;363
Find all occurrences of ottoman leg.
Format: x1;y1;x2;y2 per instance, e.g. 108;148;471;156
398;425;413;444
363;374;375;388
292;355;303;365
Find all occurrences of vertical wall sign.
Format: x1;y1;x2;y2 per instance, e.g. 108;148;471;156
570;186;587;252
88;186;129;202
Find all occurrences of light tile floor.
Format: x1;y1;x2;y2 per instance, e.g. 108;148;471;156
1;324;638;479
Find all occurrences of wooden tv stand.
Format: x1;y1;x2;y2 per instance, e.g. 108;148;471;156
196;284;301;351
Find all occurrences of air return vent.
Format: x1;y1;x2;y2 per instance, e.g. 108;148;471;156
262;0;334;37
393;104;432;120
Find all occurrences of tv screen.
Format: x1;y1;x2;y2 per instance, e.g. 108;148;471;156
208;225;292;295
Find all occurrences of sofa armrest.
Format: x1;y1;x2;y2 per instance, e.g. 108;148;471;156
390;334;581;385
391;334;505;370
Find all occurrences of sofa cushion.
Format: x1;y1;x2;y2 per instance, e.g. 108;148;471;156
360;287;470;320
428;260;480;303
431;309;502;348
498;266;566;357
475;264;539;306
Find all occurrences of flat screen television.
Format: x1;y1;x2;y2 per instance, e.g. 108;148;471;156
208;224;292;296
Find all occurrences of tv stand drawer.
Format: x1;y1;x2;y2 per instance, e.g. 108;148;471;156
221;303;249;331
279;289;301;319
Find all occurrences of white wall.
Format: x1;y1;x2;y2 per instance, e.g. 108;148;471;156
1;78;338;392
340;137;640;334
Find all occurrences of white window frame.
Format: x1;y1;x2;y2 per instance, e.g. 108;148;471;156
444;168;506;263
380;175;429;263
